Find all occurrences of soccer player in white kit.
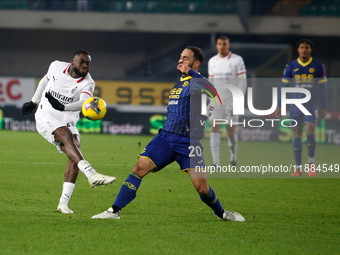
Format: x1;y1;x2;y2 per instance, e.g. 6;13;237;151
22;50;116;214
208;36;247;167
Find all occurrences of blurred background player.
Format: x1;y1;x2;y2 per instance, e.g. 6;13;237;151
92;46;245;222
22;50;116;214
208;36;247;168
274;39;327;176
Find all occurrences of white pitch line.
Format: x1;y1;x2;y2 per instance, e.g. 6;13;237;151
0;161;132;167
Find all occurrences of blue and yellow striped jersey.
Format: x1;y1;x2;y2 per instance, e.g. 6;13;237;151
281;57;327;110
162;70;217;140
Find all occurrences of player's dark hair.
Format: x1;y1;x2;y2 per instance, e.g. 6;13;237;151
296;39;314;51
72;49;90;58
217;35;230;42
185;46;204;63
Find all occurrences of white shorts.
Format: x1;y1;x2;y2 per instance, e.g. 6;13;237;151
209;103;239;124
35;108;79;153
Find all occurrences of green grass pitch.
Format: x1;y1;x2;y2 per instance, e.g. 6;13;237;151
1;130;339;254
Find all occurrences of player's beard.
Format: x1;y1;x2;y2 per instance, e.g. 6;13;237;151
73;67;88;77
178;62;194;75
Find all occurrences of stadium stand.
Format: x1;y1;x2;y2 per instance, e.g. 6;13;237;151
1;0;340;17
0;0;239;14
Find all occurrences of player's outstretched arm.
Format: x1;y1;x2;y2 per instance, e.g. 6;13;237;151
22;75;49;115
63;92;92;111
31;75;48;104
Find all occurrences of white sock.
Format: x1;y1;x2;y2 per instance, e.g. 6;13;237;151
59;182;75;205
228;136;238;162
210;132;220;165
308;157;314;164
77;160;96;179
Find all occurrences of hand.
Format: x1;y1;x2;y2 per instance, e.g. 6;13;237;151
177;64;190;75
45;92;65;111
208;106;215;117
22;101;37;115
273;106;281;119
318;109;327;120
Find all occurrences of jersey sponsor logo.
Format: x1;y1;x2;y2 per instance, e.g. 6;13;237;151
48;89;74;104
211;72;233;78
294;74;314;84
169;88;182;99
168;100;178;105
169;95;179;99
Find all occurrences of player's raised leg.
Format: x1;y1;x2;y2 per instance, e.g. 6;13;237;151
189;169;245;222
92;157;154;219
54;127;116;188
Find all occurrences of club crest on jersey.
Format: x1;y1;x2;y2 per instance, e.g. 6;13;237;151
309;68;315;73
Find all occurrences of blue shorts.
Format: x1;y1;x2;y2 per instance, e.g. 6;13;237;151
290;107;317;126
139;130;205;172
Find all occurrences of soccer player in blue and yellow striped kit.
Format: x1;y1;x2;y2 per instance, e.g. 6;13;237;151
93;46;245;221
275;39;327;176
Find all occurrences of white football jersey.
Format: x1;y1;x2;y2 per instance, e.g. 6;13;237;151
208;52;247;108
208;51;246;79
35;60;95;123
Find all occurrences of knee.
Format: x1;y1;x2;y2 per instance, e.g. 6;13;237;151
293;127;303;138
195;184;209;196
132;159;154;178
54;127;74;145
73;135;80;147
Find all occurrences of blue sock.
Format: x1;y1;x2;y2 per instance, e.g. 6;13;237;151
293;138;302;167
113;172;142;212
200;186;224;218
306;134;316;158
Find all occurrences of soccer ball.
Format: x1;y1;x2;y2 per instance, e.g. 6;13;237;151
82;97;107;120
